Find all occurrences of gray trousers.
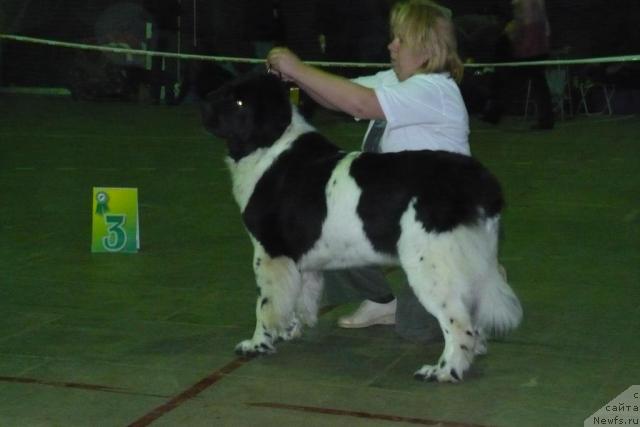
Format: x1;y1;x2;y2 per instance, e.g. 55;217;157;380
323;267;442;343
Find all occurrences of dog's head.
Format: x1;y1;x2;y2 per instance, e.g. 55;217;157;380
201;73;292;161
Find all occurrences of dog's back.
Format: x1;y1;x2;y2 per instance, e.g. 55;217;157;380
349;149;504;255
241;136;504;265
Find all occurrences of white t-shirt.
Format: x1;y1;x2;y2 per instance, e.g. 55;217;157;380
352;69;470;155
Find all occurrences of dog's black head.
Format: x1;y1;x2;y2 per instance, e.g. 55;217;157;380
201;73;292;161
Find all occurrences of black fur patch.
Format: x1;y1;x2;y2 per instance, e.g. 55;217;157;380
242;133;346;260
349;150;504;254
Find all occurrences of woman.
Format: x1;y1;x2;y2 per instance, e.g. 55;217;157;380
266;0;470;341
482;0;554;129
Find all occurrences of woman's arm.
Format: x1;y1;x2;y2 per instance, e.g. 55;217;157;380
267;47;385;120
295;79;341;111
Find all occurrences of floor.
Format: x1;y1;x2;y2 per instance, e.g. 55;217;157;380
0;94;638;426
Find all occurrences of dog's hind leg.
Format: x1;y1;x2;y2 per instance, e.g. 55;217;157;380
398;212;480;382
401;256;477;382
410;286;477;383
235;242;302;357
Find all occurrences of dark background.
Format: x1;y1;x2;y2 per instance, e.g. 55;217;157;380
1;0;639;86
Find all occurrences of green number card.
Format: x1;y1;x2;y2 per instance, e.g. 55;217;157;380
91;187;140;253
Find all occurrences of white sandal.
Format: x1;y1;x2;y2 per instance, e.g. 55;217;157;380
337;299;397;328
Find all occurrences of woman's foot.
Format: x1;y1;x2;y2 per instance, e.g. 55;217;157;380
337;299;397;328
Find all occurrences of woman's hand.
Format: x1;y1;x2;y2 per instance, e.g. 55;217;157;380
266;47;303;82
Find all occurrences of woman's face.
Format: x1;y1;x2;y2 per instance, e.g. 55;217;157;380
388;31;428;81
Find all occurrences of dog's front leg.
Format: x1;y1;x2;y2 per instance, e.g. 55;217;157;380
235;242;302;356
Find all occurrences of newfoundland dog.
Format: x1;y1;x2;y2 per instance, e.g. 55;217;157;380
201;73;522;383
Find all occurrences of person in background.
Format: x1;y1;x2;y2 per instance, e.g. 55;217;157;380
482;0;554;129
266;0;470;342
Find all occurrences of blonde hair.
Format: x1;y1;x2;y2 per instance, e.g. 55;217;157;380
390;0;464;82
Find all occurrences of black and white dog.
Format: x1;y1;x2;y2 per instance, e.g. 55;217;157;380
201;73;522;383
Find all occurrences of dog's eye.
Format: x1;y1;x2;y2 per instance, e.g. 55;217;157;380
235;99;244;108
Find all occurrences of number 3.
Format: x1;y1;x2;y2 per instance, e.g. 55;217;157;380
102;214;127;252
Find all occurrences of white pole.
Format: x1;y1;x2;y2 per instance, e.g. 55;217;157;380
145;22;152;70
177;0;182;82
193;0;197;47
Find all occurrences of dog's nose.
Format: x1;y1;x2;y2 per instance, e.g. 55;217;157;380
200;100;218;132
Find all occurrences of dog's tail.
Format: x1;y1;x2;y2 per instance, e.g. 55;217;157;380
475;267;522;336
474;217;522;336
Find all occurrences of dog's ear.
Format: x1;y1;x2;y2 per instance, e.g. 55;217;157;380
251;73;292;141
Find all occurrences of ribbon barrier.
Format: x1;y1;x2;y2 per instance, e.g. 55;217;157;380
0;34;387;68
2;33;638;69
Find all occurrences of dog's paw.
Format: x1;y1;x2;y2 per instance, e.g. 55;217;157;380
234;338;276;357
472;328;488;356
414;363;463;383
278;317;302;342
